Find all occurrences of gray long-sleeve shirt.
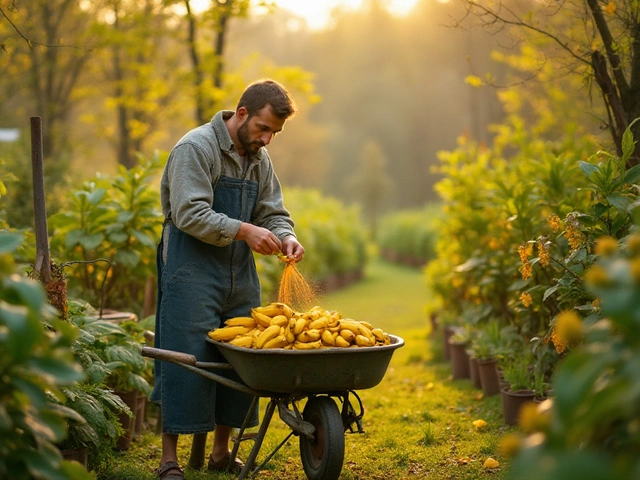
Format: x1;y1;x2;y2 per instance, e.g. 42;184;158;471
160;110;295;246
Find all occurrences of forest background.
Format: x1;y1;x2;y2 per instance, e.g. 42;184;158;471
1;0;609;232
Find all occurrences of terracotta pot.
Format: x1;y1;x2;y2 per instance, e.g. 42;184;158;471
115;390;139;450
449;340;470;379
468;356;482;389
477;358;501;396
60;446;88;468
442;326;454;361
501;387;536;426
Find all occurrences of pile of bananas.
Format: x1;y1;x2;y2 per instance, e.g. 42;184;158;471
208;302;391;350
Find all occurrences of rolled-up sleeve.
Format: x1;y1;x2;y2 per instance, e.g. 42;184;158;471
166;142;241;246
252;159;295;241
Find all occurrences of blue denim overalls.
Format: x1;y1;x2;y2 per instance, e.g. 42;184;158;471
151;175;260;434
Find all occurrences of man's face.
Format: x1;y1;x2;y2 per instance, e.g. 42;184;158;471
237;105;286;155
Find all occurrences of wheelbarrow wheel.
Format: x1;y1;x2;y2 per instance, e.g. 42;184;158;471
299;396;345;480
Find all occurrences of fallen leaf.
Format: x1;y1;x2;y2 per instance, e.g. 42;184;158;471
483;457;500;469
472;419;487;430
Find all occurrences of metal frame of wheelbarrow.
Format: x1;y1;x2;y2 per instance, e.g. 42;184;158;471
141;346;369;480
142;334;404;479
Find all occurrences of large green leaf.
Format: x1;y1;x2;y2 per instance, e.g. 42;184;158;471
28;358;84;385
12;377;49;409
0;232;23;253
4;276;45;311
579;161;599;177
553;352;606;421
87;188;106;205
606;193;630;213
622;164;640;185
131;230;156;248
78;232;104;250
115;249;140;268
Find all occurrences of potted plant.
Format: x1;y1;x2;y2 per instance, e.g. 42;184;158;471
448;327;471;379
500;352;536;426
469;321;501;395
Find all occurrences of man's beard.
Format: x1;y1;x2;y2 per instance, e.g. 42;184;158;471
237;120;265;155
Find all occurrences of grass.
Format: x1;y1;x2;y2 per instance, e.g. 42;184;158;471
98;257;514;479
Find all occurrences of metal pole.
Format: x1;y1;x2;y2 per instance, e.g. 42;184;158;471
30;116;51;281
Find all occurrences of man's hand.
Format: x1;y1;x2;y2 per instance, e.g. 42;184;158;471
236;223;282;255
281;235;305;263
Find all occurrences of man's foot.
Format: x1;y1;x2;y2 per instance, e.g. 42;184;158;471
155;461;184;479
207;452;245;474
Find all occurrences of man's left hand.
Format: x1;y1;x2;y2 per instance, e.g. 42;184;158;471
281;236;305;263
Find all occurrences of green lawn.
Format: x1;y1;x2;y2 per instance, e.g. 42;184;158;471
99;258;514;479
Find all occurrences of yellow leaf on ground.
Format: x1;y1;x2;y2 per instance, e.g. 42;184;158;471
472;419;487;430
483;457;500;469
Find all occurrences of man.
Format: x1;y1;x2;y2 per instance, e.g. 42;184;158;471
151;79;305;480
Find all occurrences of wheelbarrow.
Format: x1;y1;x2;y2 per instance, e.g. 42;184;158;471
141;333;404;480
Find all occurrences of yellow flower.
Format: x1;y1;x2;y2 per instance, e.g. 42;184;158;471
520;292;532;307
519;262;532;280
594;236;618;257
547;213;561;232
473;419;487;430
563;215;583;251
584;264;611;287
604;1;616;15
488;237;501;250
555;310;584;346
518;243;533;263
627;234;640;256
551;328;567;354
518;402;549;433
483;457;500;469
498;433;521;457
537;238;550;267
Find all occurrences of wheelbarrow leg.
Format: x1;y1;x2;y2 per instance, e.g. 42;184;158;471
237;399;277;480
188;432;208;469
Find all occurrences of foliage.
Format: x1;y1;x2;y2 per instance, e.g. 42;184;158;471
507;228;640;479
256;188;370;302
49;152;165;314
377;204;441;266
0;232;91;479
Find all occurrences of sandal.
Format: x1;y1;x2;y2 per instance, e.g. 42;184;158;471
207;452;245;474
155;461;184;480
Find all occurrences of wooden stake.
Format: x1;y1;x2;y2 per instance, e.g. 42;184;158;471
31;116;51;282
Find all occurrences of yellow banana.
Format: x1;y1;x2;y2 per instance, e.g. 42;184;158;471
256;325;281;349
263;335;289;349
285;325;296;344
293;340;323;350
225;316;256;328
208;326;252;341
338;320;361;335
229;336;254;348
271;315;289;327
252;310;273;328
339;329;356;343
371;328;386;342
321;329;335;346
308;317;329;330
297;329;321;343
355;334;373;347
273;302;294;319
334;336;350;348
293;318;308;336
252;304;282;317
359;321;374;330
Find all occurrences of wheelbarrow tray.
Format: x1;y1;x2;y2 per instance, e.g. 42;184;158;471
206;334;404;394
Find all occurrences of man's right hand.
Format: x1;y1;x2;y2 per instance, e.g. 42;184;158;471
236;223;282;256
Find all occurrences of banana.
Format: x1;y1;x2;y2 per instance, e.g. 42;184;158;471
285;325;296;344
338;320;361;335
252;310;273;328
256;325;281;349
263;335;289;349
371;328;386;342
359;321;374;330
308;317;329;330
293;318;308;336
225;316;256;328
273;302;294;319
334;336;350;348
321;329;335;346
339;329;356;343
297;329;321;343
229;336;254;348
271;315;289;327
293;340;323;350
252;304;283;317
208;326;252;341
355;334;373;347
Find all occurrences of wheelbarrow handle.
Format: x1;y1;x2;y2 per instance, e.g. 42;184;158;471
141;346;197;366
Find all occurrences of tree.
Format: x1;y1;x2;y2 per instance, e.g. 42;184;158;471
347;140;393;238
457;0;640;167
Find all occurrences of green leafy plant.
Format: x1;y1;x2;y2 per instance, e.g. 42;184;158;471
49;152;166;313
501;351;535;392
0;232;91;479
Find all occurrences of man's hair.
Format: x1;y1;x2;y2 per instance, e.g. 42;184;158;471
237;79;297;119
